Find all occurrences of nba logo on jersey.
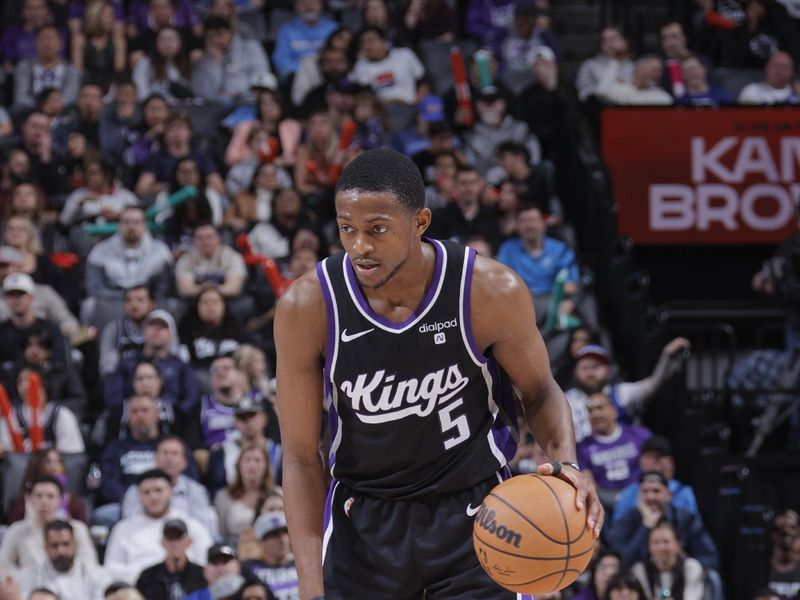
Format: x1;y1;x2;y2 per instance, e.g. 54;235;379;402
434;332;446;345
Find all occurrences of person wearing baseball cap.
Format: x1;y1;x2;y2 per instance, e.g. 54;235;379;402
183;544;242;600
0;271;71;367
207;393;283;493
136;518;206;600
241;512;298;598
611;434;701;525
565;337;691;443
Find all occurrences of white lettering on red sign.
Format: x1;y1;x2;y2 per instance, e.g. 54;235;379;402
649;136;800;232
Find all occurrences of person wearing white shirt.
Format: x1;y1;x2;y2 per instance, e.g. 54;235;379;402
565;339;690;443
17;519;110;600
104;468;213;584
351;28;425;105
0;476;97;569
121;435;219;539
576;25;635;102
596;55;673;106
739;51;799;105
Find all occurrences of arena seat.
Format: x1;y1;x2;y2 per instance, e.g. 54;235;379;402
709;68;763;101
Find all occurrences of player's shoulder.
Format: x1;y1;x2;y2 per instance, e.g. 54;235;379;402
274;267;328;353
276;267;325;315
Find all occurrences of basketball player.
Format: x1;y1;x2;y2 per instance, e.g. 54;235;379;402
275;149;603;599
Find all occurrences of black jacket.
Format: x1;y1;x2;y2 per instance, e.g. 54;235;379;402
136;560;206;600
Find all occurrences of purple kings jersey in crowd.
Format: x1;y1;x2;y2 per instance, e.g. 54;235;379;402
576;425;652;490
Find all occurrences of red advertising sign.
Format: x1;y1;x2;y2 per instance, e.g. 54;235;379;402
602;107;800;244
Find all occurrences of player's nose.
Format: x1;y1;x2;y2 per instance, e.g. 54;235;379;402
352;234;373;254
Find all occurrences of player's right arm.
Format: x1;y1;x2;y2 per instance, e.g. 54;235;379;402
274;271;328;599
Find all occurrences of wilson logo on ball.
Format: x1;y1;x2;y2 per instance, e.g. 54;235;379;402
476;506;522;548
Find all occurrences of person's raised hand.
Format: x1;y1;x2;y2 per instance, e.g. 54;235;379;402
663;337;690;357
537;461;604;539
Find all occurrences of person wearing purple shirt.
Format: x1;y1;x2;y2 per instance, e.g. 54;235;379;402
1;0;65;67
466;0;516;57
577;392;652;512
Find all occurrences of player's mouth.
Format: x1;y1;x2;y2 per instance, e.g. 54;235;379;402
353;261;380;277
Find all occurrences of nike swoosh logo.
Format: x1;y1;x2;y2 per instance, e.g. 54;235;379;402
466;503;481;517
341;328;375;343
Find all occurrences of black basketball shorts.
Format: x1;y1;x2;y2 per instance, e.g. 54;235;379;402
321;475;535;599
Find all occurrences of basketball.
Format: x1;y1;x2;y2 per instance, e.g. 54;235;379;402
472;474;595;595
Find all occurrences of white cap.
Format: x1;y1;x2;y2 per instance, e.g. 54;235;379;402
254;511;288;539
250;72;277;90
3;272;35;295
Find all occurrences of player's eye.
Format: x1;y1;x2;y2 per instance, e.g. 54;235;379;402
373;225;388;234
339;224;353;233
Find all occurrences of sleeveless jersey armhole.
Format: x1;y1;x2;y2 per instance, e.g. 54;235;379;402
460;246;489;366
316;259;340;401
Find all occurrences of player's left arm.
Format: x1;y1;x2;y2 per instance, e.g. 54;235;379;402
471;255;604;538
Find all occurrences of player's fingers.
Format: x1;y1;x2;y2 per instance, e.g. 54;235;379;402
586;488;604;539
536;461;562;477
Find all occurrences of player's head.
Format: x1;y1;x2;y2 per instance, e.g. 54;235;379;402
335;149;430;289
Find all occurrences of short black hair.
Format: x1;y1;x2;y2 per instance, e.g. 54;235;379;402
44;519;74;536
32;474;63;494
137;468;172;486
204;15;231;32
336;149;424;212
496;140;530;163
124;284;153;300
359;26;386;41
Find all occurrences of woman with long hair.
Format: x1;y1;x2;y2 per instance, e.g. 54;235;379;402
294;111;339;210
224;162;283;234
72;0;126;87
576;551;623;600
156;158;218;251
2;215;62;292
132;26;193;101
631;521;706;600
214;444;279;546
178;287;245;372
6;448;88;524
125;94;172;175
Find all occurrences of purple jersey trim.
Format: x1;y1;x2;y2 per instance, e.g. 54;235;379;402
323;478;337;534
328;402;339;468
316;261;336;399
463;247;488;363
488;357;520;463
343;238;444;330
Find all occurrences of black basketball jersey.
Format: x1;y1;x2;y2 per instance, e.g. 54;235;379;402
317;239;519;499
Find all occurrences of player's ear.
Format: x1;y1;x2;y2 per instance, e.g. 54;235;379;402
414;208;432;236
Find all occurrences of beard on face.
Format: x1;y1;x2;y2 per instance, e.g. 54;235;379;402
51;554;74;572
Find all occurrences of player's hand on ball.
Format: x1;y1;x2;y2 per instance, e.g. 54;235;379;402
536;461;604;539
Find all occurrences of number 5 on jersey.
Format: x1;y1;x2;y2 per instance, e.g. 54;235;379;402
438;399;470;450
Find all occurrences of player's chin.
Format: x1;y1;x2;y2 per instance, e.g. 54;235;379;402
353;263;384;286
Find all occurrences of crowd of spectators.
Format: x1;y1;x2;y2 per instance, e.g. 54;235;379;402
0;0;797;599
